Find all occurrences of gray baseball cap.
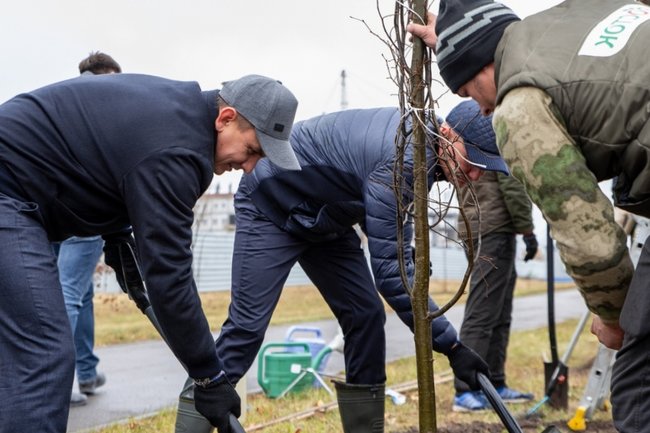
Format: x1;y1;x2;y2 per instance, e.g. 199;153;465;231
220;74;301;171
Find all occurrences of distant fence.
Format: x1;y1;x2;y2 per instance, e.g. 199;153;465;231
96;231;570;293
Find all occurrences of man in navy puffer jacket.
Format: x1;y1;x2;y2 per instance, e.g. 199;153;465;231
217;102;507;432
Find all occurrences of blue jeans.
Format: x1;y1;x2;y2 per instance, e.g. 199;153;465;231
0;193;75;433
57;236;103;382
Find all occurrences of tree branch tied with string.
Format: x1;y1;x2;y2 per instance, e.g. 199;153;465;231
355;1;484;431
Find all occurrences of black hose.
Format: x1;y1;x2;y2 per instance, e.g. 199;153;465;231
477;373;523;433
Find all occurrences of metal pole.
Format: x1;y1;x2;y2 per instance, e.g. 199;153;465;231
547;224;558;366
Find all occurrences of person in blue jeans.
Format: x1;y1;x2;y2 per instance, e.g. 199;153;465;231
57;236;106;406
58;52;123;407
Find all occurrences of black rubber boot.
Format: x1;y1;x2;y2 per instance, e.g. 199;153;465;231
334;381;385;433
174;377;214;433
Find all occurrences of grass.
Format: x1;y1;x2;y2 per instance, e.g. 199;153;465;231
89;316;608;433
93;279;574;346
87;278;591;433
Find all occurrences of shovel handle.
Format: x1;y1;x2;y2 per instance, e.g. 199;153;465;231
119;245;246;432
229;413;246;433
477;373;523;433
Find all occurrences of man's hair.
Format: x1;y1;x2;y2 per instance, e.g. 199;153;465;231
217;96;254;130
78;51;122;75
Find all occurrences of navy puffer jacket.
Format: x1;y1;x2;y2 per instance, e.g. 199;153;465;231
237;107;458;353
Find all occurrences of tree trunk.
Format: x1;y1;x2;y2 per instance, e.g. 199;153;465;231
408;1;436;431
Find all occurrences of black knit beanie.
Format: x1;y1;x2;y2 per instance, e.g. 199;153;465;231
435;0;520;93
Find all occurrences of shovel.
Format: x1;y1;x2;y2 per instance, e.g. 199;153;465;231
526;309;590;418
115;240;245;433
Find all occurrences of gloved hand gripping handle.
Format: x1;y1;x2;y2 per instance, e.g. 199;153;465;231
106;235;245;433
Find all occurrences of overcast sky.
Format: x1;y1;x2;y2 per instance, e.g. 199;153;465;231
0;1;562;116
0;0;565;233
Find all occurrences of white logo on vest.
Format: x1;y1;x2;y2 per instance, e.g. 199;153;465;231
579;4;650;57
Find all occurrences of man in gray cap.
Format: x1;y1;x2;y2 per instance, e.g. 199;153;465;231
0;72;298;433
409;1;650;431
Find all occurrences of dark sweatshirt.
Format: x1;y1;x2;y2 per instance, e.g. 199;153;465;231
0;73;221;379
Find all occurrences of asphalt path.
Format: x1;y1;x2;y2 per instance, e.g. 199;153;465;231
67;289;588;432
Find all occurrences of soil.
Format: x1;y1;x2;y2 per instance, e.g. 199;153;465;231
395;418;618;433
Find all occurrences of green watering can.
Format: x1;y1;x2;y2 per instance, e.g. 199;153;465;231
257;342;314;398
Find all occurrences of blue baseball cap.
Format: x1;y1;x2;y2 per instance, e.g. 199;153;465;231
445;100;509;175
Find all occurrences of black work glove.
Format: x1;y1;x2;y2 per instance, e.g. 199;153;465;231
103;229;141;294
193;376;241;433
523;233;538;262
103;229;153;314
447;342;490;390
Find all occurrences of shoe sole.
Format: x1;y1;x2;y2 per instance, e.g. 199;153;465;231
70;399;88;407
452;404;488;412
501;398;534;404
79;384;96;395
80;375;106;395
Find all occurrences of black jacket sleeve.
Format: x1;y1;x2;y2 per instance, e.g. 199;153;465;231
122;148;219;379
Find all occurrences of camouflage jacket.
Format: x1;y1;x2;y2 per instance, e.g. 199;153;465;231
457;171;534;241
496;0;650;215
493;88;632;325
491;0;650;325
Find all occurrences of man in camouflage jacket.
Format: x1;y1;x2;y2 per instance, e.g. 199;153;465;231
409;0;650;431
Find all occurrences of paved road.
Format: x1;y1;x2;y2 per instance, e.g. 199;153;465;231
67;289;588;432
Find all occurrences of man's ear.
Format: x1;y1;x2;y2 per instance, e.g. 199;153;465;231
215;107;237;132
439;123;452;139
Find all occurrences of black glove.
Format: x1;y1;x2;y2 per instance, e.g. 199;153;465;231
447;342;490;390
103;229;141;294
523;233;538;262
193;376;241;433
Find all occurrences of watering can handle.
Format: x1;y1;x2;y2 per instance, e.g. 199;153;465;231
260;342;311;354
286;326;323;340
257;342;311;384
